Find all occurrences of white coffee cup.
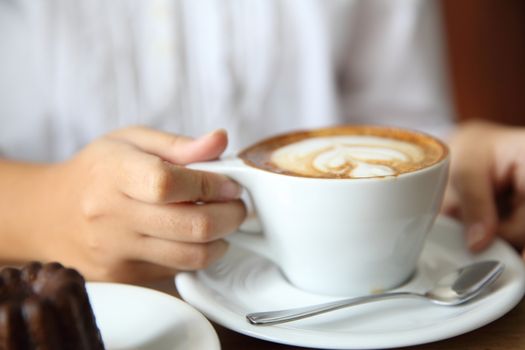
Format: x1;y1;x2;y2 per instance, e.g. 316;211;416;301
190;125;449;296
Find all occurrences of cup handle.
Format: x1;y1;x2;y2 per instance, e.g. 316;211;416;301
187;158;275;262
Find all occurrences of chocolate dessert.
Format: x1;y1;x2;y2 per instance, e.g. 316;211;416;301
0;262;104;349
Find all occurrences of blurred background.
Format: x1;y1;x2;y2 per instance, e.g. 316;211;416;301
442;0;525;125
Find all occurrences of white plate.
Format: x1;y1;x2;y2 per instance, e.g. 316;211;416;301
87;283;221;350
175;216;525;349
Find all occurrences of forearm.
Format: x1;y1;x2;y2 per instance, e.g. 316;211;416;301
0;158;60;262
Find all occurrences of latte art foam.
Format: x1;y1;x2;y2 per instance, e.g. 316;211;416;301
270;136;425;178
239;126;447;179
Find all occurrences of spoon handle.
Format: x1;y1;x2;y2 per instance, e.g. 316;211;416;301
246;291;423;326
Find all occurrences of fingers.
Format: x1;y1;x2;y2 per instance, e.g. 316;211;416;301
441;185;461;219
498;201;525;248
91;239;228;281
109;126;228;165
74;128;241;281
123;200;247;242
115;147;241;203
131;236;229;270
450;162;498;251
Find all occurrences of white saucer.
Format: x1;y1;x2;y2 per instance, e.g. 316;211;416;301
87;283;221;350
175;216;525;349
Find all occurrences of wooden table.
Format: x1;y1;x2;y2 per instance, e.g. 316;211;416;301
143;279;525;350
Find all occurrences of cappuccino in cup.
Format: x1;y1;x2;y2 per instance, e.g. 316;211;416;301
239;126;446;179
190;125;449;296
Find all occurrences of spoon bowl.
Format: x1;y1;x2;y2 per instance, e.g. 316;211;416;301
247;260;505;326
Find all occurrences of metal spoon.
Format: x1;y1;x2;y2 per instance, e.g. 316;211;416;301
246;260;504;326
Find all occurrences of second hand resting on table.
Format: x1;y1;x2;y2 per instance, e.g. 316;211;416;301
443;120;525;258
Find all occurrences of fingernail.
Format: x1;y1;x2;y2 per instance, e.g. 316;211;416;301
467;223;486;249
220;180;241;199
201;129;226;140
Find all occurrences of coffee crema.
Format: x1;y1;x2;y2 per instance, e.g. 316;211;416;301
239;126;448;179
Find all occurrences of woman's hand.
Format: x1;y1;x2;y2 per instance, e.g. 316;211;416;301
28;127;245;282
443;120;525;259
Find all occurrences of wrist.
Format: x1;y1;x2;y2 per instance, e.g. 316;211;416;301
0;159;63;262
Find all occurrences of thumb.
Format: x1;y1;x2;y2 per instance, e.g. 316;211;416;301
452;166;498;251
109;126;228;165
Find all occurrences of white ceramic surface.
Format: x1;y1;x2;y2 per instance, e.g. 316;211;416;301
87;283;220;350
175;216;525;349
190;142;449;296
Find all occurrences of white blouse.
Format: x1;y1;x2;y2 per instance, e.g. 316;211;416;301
0;0;453;162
